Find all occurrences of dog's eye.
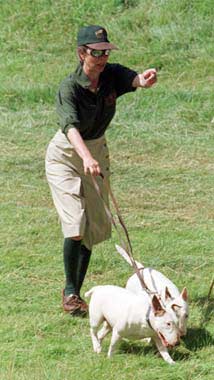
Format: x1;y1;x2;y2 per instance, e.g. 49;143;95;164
167;322;171;327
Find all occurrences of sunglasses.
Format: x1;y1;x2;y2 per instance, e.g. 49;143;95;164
85;47;111;58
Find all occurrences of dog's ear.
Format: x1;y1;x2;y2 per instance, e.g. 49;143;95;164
165;286;172;300
181;287;188;301
152;295;165;316
171;303;182;312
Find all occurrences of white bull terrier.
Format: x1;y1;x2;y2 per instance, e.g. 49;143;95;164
85;285;180;364
115;245;189;336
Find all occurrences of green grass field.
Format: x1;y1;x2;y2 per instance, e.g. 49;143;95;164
1;0;214;379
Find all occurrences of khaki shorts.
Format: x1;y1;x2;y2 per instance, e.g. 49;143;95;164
45;130;111;249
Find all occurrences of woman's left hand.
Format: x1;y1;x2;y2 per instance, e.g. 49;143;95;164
132;68;157;88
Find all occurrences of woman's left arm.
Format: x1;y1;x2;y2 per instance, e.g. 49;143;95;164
132;68;157;88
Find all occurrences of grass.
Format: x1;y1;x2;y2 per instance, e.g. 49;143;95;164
1;0;214;379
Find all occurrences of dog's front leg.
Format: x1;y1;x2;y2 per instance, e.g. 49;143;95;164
153;337;175;365
107;328;121;358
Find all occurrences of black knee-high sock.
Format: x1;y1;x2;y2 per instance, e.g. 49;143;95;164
63;238;82;296
76;245;92;296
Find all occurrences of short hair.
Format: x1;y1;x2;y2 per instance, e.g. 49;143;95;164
77;46;87;64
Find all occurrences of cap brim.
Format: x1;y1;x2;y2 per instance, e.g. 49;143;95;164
86;42;118;50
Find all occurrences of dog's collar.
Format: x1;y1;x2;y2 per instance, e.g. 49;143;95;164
146;316;154;331
146;306;155;332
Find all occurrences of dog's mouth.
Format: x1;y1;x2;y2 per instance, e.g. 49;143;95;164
158;332;173;348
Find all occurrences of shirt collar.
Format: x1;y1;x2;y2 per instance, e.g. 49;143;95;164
73;63;108;89
73;63;91;88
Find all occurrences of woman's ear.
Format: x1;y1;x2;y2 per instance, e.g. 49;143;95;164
77;47;86;63
79;52;85;63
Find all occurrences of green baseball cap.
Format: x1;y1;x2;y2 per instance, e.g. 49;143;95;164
77;25;118;50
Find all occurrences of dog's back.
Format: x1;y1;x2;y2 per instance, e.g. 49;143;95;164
126;267;179;298
86;285;150;332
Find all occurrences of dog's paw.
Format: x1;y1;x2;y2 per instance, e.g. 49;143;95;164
94;345;102;354
168;359;176;365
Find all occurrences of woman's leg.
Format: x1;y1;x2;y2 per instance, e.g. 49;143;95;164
76;244;92;297
62;236;89;315
63;237;82;296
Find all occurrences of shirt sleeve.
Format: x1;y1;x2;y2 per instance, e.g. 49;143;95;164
56;76;79;135
111;64;138;97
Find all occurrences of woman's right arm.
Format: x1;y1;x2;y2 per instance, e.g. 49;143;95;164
67;127;101;176
57;79;101;176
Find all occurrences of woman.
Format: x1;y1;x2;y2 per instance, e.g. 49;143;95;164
45;25;157;316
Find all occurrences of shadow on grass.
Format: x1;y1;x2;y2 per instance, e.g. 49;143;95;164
120;339;191;361
120;340;154;356
191;296;214;325
182;326;214;351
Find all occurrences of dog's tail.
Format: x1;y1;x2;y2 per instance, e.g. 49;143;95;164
115;244;144;269
85;286;102;299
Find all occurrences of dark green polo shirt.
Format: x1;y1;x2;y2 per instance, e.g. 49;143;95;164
56;63;137;140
